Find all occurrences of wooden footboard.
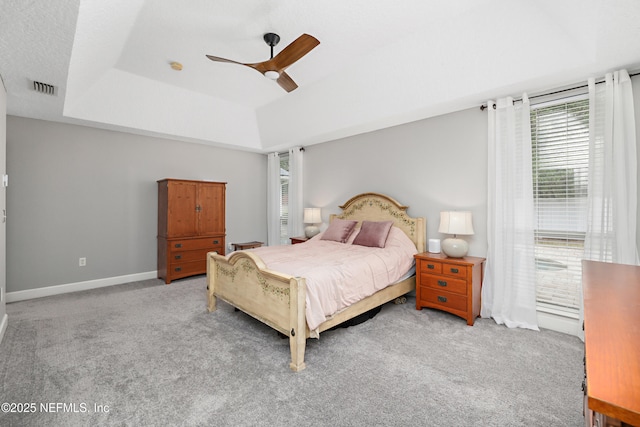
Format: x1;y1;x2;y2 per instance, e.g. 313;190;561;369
207;250;308;371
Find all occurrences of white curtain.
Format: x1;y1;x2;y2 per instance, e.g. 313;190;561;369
481;95;539;331
267;152;281;246
287;147;304;238
583;70;639;265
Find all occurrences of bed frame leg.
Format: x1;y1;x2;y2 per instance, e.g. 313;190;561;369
207;252;217;312
289;277;307;372
289;330;306;372
208;293;217;312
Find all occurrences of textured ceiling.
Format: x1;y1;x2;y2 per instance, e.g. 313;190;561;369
2;0;640;153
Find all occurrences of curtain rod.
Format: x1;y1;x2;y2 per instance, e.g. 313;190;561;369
274;147;305;156
480;71;640;111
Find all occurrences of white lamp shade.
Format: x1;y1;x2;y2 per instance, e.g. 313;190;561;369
438;211;474;236
303;208;321;224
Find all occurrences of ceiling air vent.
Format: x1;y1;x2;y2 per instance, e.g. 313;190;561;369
32;80;56;95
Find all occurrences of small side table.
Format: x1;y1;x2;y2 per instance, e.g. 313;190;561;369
414;252;485;326
290;236;309;245
231;241;263;251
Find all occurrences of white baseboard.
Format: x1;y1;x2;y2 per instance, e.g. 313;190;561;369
537;309;583;339
6;271;158;303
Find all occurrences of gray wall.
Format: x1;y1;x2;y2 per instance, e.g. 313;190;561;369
6;117;267;292
304;74;640;259
304;106;488;257
6;75;640;295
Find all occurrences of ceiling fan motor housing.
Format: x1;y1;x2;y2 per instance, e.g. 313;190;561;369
263;33;280;47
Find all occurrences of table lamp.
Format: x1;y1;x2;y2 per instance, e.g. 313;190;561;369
303;208;322;238
438;211;474;258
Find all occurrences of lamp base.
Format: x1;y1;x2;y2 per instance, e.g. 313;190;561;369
441;237;469;258
305;225;320;238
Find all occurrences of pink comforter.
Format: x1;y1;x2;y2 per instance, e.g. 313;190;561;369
248;227;418;334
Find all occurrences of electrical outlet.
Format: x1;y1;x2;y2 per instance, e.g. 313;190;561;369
79;257;86;267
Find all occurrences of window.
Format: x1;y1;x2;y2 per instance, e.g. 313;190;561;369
279;152;290;245
530;96;589;315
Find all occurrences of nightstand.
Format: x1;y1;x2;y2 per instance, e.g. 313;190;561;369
414;252;485;326
231;241;263;251
290;236;309;245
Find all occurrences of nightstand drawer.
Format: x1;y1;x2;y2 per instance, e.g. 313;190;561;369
442;263;467;279
421;274;467;295
420;260;442;274
420;288;467;313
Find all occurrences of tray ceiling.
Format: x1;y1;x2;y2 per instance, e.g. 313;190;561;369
2;0;640;152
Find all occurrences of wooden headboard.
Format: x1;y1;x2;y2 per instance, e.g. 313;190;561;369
329;192;426;252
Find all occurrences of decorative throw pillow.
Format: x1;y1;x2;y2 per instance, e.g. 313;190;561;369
352;220;394;248
320;218;358;243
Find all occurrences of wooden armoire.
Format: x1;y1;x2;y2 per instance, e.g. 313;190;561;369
157;179;226;284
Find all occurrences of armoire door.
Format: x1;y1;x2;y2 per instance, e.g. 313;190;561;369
198;182;225;236
167;180;198;237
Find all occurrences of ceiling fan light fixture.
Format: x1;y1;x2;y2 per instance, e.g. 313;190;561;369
264;70;280;80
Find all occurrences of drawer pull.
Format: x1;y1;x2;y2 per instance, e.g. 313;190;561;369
174;267;182;272
174;255;182;260
437;296;448;303
450;268;459;273
213;240;219;245
174;243;182;248
437;280;447;287
427;264;435;269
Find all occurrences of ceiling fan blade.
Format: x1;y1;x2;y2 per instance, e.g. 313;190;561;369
277;72;298;92
270;34;319;71
206;55;247;66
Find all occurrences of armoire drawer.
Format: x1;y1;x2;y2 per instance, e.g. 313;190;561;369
169;237;224;251
171;248;222;263
168;259;207;279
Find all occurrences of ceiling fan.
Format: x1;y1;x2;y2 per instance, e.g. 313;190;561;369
206;33;320;92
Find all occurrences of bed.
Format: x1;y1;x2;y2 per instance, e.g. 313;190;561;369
206;192;426;371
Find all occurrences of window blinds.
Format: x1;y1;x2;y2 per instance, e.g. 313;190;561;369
530;97;589;313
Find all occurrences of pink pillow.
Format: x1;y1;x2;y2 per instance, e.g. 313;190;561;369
320;218;358;243
352;220;394;248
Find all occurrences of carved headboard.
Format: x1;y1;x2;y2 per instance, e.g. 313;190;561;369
329;192;426;252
